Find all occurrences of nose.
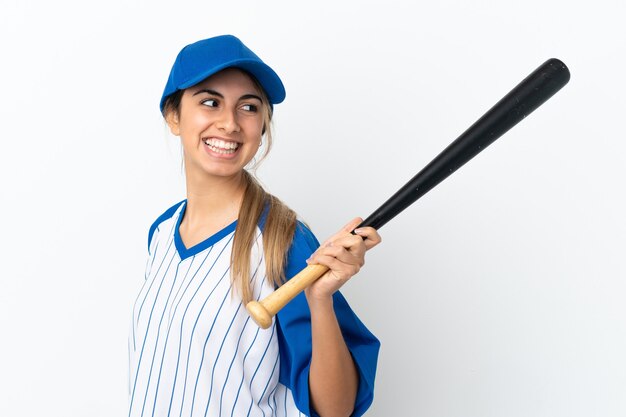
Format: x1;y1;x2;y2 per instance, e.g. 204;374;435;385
215;107;241;133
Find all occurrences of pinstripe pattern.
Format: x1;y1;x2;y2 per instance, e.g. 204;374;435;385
129;203;305;417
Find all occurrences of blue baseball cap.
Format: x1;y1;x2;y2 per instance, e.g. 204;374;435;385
160;35;286;113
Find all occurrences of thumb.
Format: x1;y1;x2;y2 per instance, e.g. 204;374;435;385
322;217;364;247
341;217;363;233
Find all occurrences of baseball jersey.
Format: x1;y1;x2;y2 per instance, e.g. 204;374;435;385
129;200;380;417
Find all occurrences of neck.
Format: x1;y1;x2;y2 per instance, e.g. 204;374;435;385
183;169;247;229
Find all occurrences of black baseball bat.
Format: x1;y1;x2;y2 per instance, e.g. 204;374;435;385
247;58;570;329
357;58;570;231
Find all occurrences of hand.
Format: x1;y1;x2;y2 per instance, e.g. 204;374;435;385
305;217;381;301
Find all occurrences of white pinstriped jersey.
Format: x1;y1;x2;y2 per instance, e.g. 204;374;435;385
130;200;381;417
129;201;304;417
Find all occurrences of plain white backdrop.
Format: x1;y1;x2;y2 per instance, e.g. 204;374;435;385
1;1;624;416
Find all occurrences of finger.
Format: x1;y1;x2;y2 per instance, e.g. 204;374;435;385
307;253;361;280
325;234;367;257
353;227;382;250
310;243;364;267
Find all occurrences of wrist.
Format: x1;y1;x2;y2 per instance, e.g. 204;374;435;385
305;290;334;312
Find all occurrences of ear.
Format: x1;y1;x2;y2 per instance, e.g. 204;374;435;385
165;111;181;136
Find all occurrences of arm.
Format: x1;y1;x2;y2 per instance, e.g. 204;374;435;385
305;218;381;417
308;295;359;417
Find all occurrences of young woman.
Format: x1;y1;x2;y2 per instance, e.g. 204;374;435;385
129;35;381;417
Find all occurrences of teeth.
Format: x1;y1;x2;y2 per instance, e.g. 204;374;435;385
203;138;239;154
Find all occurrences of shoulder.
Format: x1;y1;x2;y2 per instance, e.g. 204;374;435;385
147;200;185;252
292;221;320;253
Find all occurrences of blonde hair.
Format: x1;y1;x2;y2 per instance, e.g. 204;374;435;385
162;72;297;304
233;171;296;303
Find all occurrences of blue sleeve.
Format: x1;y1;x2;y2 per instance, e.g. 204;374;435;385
275;222;381;417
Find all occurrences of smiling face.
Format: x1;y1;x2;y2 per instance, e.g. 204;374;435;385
165;68;267;184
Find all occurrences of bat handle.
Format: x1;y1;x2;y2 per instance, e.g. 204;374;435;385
246;264;330;329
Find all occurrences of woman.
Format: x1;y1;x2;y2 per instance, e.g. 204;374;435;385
129;35;381;417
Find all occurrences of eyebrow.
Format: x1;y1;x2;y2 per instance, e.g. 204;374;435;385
192;89;263;103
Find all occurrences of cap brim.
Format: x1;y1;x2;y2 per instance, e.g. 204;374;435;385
178;58;286;105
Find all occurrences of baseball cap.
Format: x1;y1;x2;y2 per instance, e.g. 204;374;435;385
160;35;286;113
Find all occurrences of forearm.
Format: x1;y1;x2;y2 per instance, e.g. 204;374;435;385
308;295;358;417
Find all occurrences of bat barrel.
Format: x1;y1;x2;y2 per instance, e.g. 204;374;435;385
358;58;570;231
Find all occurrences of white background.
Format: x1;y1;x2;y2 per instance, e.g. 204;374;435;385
1;1;625;416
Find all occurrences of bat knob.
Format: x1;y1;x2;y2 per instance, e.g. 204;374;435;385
246;301;273;329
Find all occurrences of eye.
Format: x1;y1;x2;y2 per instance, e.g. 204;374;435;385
241;103;258;112
201;98;218;107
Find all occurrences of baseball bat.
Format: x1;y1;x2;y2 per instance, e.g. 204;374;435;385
247;58;570;329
